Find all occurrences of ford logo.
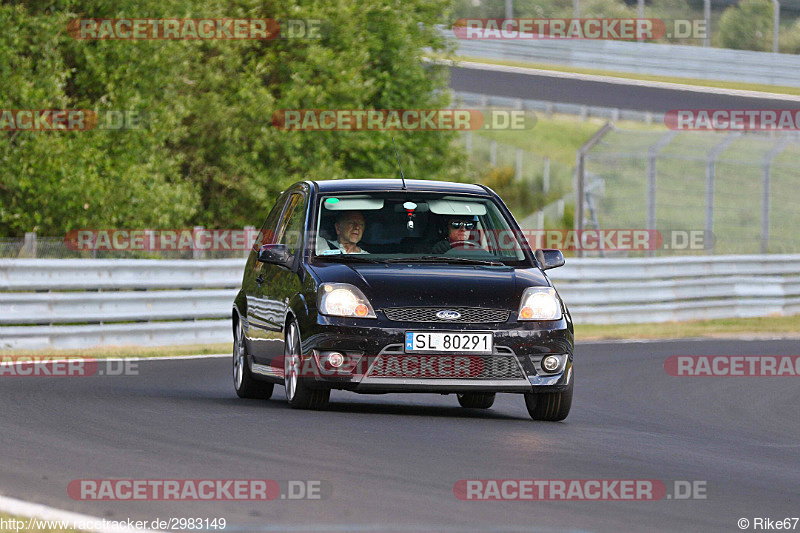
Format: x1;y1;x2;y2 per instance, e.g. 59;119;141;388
436;310;461;320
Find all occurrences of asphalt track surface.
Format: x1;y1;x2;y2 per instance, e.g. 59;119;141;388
448;66;800;113
1;339;799;533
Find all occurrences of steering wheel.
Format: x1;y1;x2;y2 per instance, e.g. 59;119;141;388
445;240;483;253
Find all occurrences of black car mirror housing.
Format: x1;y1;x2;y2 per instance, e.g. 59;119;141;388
258;244;293;268
535;249;565;271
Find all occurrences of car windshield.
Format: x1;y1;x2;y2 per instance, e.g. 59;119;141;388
312;192;530;266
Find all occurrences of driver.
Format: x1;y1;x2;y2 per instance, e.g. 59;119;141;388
431;216;480;254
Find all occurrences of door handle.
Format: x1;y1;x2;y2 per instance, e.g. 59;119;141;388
256;274;264;286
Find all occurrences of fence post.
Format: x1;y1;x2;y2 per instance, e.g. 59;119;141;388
705;133;740;255
772;0;780;53
574;122;614;257
646;131;679;257
489;140;497;166
637;0;645;42
703;0;711;47
465;131;472;154
22;232;37;258
515;149;523;181
761;137;790;253
193;226;204;259
543;157;550;194
244;225;255;258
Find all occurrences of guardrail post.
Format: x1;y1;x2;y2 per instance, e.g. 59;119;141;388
575;122;614;257
761;137;790;253
489;140;497;166
515;148;523;181
465;131;472;154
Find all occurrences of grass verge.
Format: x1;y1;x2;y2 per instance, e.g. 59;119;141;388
576;314;800;341
0;343;230;358
1;317;798;358
438;55;800;97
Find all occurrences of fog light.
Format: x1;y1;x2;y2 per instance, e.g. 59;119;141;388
327;352;345;368
542;355;560;373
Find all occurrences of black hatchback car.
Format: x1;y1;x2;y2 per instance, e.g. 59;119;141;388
232;179;573;420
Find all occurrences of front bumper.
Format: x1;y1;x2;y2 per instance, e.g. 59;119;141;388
298;313;574;394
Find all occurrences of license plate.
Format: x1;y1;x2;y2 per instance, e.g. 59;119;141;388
405;332;493;353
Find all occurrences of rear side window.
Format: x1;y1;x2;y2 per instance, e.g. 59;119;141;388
255;194;289;249
276;193;306;255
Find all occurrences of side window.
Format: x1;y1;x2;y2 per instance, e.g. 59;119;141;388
255;194;289;249
276;193;306;255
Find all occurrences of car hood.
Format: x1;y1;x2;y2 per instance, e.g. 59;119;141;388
307;261;550;309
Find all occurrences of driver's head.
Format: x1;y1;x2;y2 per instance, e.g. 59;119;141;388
446;216;476;243
335;211;365;246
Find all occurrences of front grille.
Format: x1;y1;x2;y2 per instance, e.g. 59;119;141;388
383;307;509;323
367;354;524;380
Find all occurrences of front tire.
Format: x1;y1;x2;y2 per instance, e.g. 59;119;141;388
457;392;495;409
284;321;329;410
233;319;274;399
524;374;573;421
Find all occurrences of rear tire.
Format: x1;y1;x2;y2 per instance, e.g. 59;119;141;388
233;319;274;399
524;375;573;421
457;392;495;409
284;321;330;410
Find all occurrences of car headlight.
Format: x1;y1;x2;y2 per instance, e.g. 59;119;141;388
318;283;376;318
518;287;562;321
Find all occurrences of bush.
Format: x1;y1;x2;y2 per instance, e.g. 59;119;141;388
714;0;774;51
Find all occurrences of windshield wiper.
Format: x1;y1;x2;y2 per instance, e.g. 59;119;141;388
384;255;504;266
315;254;384;264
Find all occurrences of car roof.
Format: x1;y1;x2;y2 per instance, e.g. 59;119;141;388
307;179;492;196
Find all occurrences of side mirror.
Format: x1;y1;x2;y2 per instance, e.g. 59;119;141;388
535;249;565;271
257;244;293;268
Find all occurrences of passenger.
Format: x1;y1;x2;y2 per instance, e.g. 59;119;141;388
327;211;369;254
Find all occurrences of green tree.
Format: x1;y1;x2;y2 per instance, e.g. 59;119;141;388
0;0;466;236
714;0;774;51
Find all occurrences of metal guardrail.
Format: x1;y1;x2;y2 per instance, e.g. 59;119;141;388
548;255;800;324
1;256;798;349
453;91;663;124
0;259;244;350
447;29;800;87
